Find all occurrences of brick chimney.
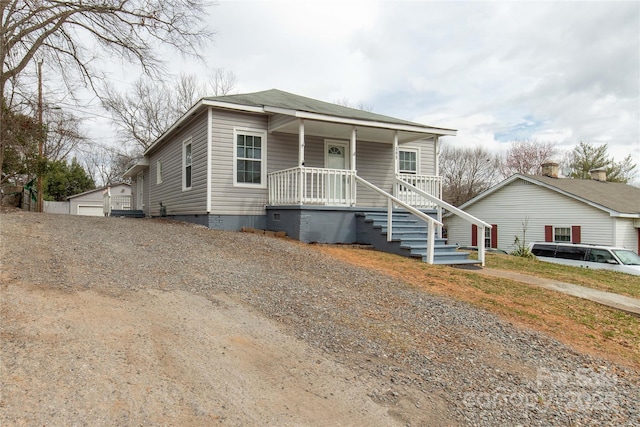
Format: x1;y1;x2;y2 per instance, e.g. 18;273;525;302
589;168;607;182
541;162;559;178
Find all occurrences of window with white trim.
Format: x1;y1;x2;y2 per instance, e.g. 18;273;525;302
484;226;491;248
183;139;192;190
234;129;266;187
156;160;163;184
398;149;418;174
554;227;571;242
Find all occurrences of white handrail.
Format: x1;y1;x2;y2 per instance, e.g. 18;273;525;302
395;177;491;266
355;175;442;264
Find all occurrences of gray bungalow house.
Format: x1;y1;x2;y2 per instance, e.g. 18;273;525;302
123;89;489;265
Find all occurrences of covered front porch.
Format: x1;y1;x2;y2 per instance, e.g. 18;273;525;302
261;113;490;265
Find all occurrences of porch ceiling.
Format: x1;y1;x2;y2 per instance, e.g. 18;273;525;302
269;115;439;144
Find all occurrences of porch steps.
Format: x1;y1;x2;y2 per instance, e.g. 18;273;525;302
356;212;479;265
110;209;145;218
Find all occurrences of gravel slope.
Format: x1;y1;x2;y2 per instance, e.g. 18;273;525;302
1;210;638;426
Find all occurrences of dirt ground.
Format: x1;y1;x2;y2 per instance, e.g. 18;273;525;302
1;209;638;426
1;282;404;426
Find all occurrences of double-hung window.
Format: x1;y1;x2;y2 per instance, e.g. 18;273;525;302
234;129;266;187
398;149;418;174
554;227;571;242
183;138;192;190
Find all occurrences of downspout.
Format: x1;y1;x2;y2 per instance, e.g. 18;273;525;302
206;107;212;213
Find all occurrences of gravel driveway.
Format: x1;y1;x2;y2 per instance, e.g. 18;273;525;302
1;210;638;426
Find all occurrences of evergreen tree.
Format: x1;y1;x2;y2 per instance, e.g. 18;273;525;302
43;158;95;201
565;141;636;183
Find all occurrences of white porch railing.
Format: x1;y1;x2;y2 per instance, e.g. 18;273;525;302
268;167;356;206
395;173;442;208
103;188;133;216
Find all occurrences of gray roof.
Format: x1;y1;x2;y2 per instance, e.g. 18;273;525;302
523;175;640;215
204;89;455;131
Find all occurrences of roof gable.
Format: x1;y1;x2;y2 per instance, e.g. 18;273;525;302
457;174;640;216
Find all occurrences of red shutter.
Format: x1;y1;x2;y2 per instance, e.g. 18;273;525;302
637;229;640;255
571;226;581;244
491;224;498;248
471;224;478;246
545;225;553;242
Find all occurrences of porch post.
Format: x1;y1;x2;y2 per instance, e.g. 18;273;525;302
392;131;398;197
434;136;442;238
478;225;486;267
350;127;356;205
298;119;305;204
298;119;305;167
350;127;356;171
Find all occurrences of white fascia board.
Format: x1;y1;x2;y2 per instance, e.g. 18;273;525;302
123;158;150;179
144;101;206;155
202;100;265;113
145;100;267;155
614;213;640;218
294;111;457;136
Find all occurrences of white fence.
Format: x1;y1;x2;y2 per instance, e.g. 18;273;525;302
43;201;70;214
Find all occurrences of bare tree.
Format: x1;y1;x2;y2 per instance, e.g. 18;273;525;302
207;68;238;97
440;144;501;206
500;139;557;177
103;70;237;151
1;0;214;187
80;143;137;187
40;106;87;163
333;97;374;112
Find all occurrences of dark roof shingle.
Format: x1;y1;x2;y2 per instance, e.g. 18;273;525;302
205;89;454;130
526;175;640;214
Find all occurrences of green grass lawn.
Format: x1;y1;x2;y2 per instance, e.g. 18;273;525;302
470;252;640;299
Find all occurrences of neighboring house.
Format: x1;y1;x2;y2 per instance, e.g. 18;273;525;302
445;164;640;254
68;183;131;217
123;89;490;264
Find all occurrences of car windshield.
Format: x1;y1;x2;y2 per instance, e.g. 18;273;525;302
612;249;640;265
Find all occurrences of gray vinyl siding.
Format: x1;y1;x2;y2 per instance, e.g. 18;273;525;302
355;141;394;207
445;179;614;252
147;111;208;216
210;109;270;215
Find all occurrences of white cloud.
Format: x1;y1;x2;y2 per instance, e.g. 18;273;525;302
84;0;640;177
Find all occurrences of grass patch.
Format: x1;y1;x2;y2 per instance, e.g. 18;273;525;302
314;245;640;369
480;252;640;298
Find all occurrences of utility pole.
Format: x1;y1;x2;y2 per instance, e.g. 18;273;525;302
37;59;43;212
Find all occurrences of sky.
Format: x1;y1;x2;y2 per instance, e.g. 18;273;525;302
98;1;640;179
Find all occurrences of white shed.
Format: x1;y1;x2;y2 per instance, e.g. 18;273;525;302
67;184;131;216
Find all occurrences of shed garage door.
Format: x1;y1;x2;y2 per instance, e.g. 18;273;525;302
77;205;103;217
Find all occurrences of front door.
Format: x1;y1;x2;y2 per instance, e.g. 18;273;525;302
325;141;349;203
136;172;144;211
